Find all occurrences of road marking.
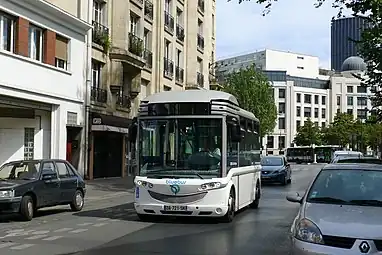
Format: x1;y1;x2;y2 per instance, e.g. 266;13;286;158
97;218;109;221
10;244;35;250
25;234;48;240
5;229;24;233
110;219;120;222
114;213;124;217
54;228;73;233
70;229;88;233
31;230;50;235
77;223;93;226
0;242;16;248
92;223;107;227
42;236;63;241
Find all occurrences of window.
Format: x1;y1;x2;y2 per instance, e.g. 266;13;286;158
0;14;15;52
296;120;301;128
279;103;285;114
56;162;74;178
267;136;274;148
322;96;326;105
28;25;43;61
347;109;353;115
237;118;261;167
93;0;104;24
176;49;182;67
314;108;319;118
24;128;35;160
278;136;285;149
357;86;367;93
304;94;311;104
321;122;325;128
212;14;215;37
296;93;301;103
337;96;341;106
164;39;171;59
304;107;311;117
91;60;102;88
130;14;139;35
296;106;301;117
314;95;319;104
357;97;367;106
42;162;55;173
55;35;68;70
314;122;318;127
321;109;326;119
143;29;151;50
197;19;203;35
278;118;285;129
347;86;353;93
297;66;304;69
279;88;286;99
164;85;171;91
176;8;183;25
347;96;353;106
165;0;171;13
357;109;367;119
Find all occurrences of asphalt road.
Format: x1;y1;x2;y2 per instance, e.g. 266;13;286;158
0;164;322;255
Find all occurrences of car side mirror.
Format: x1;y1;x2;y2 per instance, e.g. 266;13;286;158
286;192;303;204
41;169;57;181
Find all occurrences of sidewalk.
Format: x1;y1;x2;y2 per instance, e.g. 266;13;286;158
84;176;135;201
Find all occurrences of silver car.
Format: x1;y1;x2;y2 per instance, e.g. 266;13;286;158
287;163;382;254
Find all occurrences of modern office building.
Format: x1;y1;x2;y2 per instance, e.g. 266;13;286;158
331;16;368;71
216;49;371;155
46;0;216;178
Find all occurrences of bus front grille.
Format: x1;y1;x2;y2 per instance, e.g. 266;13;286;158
148;190;207;203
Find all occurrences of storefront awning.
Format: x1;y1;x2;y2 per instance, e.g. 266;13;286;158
91;113;132;134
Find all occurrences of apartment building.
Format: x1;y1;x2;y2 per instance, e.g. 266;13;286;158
0;0;90;174
47;0;216;179
216;50;371;155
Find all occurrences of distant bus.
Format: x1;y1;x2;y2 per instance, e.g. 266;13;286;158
286;145;344;163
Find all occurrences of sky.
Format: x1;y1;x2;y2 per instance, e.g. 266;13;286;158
216;0;351;69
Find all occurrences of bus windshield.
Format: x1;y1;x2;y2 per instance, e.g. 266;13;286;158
138;118;222;179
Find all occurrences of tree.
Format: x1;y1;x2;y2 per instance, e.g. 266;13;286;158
231;0;382;120
321;112;355;146
293;118;322;146
222;66;277;137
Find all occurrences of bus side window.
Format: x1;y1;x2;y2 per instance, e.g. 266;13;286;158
238;118;252;167
226;120;239;171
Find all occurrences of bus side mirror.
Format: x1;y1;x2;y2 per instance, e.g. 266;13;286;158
230;122;242;143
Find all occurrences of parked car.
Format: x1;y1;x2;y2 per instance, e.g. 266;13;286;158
260;155;291;185
331;156;382;164
0;159;86;221
286;163;382;254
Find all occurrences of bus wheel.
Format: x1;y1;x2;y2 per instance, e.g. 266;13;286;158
250;183;260;209
221;189;235;223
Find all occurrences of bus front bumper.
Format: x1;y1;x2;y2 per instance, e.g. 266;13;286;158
134;203;229;217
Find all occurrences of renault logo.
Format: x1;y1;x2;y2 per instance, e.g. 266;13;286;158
170;184;180;195
359;241;370;253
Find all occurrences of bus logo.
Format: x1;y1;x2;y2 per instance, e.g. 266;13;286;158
170;184;180;195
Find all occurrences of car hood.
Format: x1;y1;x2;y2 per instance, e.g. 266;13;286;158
261;165;284;171
0;179;34;189
304;202;382;239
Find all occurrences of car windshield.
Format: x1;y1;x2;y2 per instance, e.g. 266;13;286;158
306;169;382;207
0;161;41;180
261;157;283;166
138;118;222;178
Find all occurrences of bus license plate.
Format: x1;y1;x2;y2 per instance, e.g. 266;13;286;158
164;205;188;211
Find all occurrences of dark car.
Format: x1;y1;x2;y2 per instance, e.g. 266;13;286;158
331;156;382;164
260;156;291;185
0;159;86;221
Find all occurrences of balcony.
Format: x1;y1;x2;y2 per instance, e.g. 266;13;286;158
130;0;143;6
128;33;144;57
144;49;153;69
175;66;184;84
164;11;174;34
164;57;174;78
144;0;153;21
116;93;131;109
176;24;185;42
198;0;205;13
197;34;204;52
197;72;204;87
92;21;111;52
91;87;107;104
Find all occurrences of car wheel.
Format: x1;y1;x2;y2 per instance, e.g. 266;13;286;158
281;174;287;185
221;189;235;223
20;195;34;221
70;190;84;212
250;183;260;209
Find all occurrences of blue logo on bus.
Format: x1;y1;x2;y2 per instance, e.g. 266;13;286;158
166;180;186;185
170;184;180;195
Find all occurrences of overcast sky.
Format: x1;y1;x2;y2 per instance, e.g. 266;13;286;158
216;0;351;69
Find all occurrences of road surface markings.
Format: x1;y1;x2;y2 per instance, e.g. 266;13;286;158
93;223;107;227
5;229;24;233
70;229;88;233
25;234;48;240
30;230;50;235
77;222;93;226
10;244;35;250
42;236;63;241
54;228;73;233
97;218;109;221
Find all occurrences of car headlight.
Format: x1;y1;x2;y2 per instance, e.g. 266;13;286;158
135;180;154;188
0;190;14;198
198;182;226;191
295;218;324;244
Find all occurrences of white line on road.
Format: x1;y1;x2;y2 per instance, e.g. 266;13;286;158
54;228;73;233
25;234;48;240
96;218;109;221
5;229;24;233
30;230;50;235
92;223;107;227
77;222;93;226
10;244;35;250
69;229;88;233
42;236;63;241
0;242;16;248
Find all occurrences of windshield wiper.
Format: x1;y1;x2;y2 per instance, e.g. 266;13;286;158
308;196;347;204
349;199;382;206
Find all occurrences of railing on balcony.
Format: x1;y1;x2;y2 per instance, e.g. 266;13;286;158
91;87;107;103
116;93;131;109
144;49;153;69
164;57;174;78
197;34;204;51
128;33;144;57
164;11;174;33
176;24;185;42
132;0;143;4
92;21;110;47
198;0;205;13
175;66;184;83
144;0;153;20
197;72;204;87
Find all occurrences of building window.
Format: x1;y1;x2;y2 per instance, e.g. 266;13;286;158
279;118;285;129
347;86;353;93
130;14;140;35
304;94;311;104
55;35;68;70
321;109;326;119
357;86;367;93
357;109;367;119
24;128;35;160
337;96;341;106
314;95;319;104
279;136;285;149
279;88;286;98
357;97;367;106
314;108;319;118
296;93;301;103
314;122;318;127
0;14;15;52
296;106;301;117
347;109;353;115
93;0;104;24
321;122;325;128
267;136;274;148
91;60;102;88
304;107;311;117
296;120;301;128
28;25;43;61
347;96;353;106
279;103;285;114
322;96;326;105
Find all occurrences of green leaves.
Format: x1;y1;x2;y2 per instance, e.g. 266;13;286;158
293;118;322;146
221;66;277;137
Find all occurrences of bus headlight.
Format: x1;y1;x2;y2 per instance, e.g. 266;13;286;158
135;180;154;188
198;182;226;191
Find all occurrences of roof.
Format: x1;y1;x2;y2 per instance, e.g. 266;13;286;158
341;56;367;72
323;163;382;171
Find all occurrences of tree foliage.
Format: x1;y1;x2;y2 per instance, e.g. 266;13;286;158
323;113;356;146
293;118;322;146
222;66;277;137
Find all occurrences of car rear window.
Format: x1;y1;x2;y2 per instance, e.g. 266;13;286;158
338;158;382;164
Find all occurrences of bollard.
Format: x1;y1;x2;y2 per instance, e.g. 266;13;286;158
313;154;317;164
